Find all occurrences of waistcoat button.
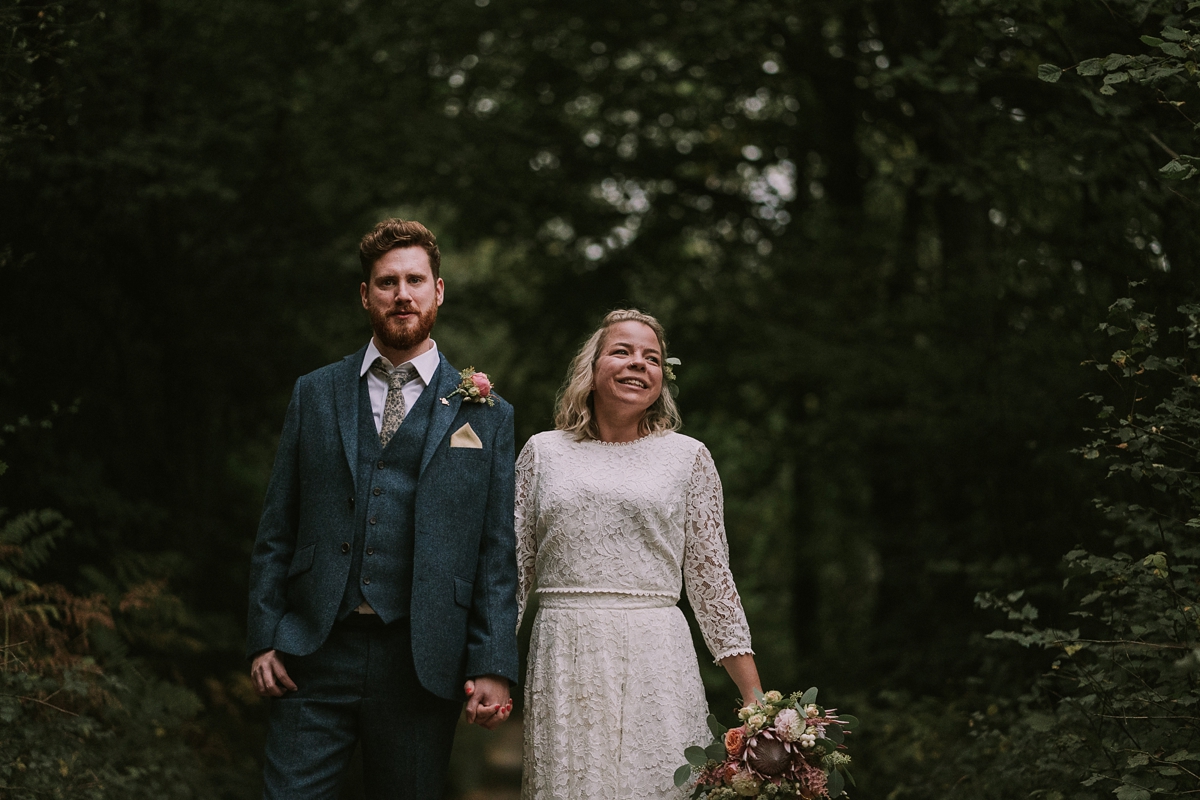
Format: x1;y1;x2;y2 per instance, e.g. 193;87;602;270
373;487;382;496
362;576;370;585
369;516;377;525
340;542;350;554
377;460;385;469
366;547;374;556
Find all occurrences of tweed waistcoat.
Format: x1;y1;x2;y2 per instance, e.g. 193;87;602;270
337;370;436;620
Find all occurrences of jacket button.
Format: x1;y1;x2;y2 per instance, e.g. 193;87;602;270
340;542;350;554
376;460;385;469
366;547;374;556
369;516;377;525
348;497;355;507
372;487;382;496
362;576;370;585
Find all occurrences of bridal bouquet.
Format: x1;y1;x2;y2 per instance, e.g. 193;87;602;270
676;688;857;799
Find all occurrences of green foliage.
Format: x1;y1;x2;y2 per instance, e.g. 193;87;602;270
0;427;226;799
968;297;1200;797
0;0;1197;795
1039;2;1200;179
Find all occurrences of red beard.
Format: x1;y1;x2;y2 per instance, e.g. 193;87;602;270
369;300;438;351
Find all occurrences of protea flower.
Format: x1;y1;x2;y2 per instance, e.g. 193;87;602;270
745;729;793;777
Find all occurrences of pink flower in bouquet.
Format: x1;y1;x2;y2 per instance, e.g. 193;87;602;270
796;758;828;799
470;372;491;397
774;707;805;742
724;727;747;758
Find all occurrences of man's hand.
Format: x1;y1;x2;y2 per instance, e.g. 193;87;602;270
463;675;512;730
251;649;297;697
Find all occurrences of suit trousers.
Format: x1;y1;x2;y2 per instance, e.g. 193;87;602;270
262;615;461;800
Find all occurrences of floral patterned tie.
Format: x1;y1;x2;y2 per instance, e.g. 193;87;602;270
370;357;418;447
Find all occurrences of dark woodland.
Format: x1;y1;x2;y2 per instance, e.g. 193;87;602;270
2;0;1198;797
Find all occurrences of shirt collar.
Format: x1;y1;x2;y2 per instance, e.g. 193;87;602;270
360;338;441;385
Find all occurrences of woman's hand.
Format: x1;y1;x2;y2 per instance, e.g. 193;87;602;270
464;675;514;730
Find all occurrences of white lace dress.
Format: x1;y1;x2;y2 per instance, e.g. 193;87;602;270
516;430;754;800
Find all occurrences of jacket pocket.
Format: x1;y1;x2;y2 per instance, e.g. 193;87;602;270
453;576;474;609
287;543;316;578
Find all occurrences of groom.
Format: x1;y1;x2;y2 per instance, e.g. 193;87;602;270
246;218;519;799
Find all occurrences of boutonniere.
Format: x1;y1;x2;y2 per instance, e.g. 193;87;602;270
445;367;496;406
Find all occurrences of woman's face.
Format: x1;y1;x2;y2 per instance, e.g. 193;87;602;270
591;320;664;418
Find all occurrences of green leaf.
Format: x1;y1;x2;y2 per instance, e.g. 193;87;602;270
1038;64;1063;82
837;714;859;729
1162;26;1189;41
1161;42;1187;57
674;764;693;787
1114;786;1151;800
1099;85;1117;95
685;746;708;767
1160;159;1198;180
800;687;819;705
828;769;846;798
1103;71;1130;84
1026;712;1056;732
1078;58;1104;76
1140;36;1165;47
705;741;728;761
1104;54;1133;70
1127;752;1150;768
707;713;727;740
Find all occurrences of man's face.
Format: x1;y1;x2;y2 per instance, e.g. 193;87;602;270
359;247;444;353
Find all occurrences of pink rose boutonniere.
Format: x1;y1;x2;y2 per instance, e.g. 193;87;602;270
446;367;496;406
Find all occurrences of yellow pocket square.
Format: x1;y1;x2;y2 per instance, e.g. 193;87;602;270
449;423;484;449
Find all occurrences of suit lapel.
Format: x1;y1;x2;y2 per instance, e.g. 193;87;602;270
334;345;368;491
420;353;463;476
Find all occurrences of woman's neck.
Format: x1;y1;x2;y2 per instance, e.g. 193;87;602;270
594;408;645;443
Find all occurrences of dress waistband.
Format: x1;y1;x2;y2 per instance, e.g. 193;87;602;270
536;590;678;610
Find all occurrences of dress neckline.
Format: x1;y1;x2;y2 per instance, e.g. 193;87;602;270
584;431;666;447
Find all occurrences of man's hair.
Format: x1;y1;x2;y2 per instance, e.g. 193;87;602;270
554;309;682;441
359;218;441;281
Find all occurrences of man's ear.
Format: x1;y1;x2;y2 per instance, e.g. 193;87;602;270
360;282;369;310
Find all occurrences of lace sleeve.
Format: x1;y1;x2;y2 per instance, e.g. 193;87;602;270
683;445;754;664
514;436;539;632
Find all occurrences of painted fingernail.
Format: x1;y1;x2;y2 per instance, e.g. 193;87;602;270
466;686;473;695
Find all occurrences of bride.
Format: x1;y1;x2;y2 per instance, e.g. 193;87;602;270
514;309;761;799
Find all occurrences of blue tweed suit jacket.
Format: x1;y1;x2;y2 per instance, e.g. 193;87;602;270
246;346;520;700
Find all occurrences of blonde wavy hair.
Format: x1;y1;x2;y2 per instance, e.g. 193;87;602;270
554;309;683;441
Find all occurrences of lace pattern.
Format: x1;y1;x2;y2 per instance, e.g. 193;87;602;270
515;430;753;800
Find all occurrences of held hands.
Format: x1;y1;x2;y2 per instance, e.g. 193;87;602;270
251;649;297;697
464;675;512;730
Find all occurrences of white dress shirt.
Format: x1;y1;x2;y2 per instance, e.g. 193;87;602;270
360;339;441;434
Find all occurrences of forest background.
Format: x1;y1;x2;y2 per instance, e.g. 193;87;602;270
1;0;1198;798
